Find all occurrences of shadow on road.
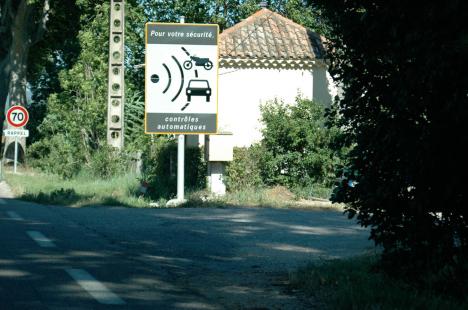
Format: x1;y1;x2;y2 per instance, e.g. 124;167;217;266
0;198;372;309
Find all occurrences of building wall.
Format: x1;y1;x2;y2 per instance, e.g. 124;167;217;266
216;66;335;147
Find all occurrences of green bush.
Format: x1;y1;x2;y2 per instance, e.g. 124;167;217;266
27;135;134;179
259;96;348;196
27;134;84;179
141;137;206;199
223;97;347;199
225;145;264;192
87;145;130;179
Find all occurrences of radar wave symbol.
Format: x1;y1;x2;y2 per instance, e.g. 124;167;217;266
151;55;185;102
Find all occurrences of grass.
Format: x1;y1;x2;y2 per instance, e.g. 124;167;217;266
290;254;468;310
292;184;333;200
184;186;343;211
3;168;342;211
189;187;285;207
4;169;151;208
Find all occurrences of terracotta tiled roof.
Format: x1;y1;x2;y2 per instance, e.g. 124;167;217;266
219;8;325;61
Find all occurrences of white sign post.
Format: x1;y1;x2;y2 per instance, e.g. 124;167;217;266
5;105;29;174
145;20;219;205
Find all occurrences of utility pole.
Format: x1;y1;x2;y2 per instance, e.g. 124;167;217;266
107;0;125;149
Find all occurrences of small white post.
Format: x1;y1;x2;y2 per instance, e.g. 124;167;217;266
178;15;186;202
177;134;185;200
13;136;18;174
177;15;185;202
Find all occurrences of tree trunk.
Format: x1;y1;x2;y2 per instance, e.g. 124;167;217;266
2;0;32;161
0;56;10;126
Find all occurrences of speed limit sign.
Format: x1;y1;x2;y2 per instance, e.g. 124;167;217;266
6;105;29;128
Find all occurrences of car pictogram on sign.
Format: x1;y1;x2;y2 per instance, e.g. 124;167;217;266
186;79;211;102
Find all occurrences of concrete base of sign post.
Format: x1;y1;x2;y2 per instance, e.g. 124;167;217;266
166;198;187;207
208;162;227;196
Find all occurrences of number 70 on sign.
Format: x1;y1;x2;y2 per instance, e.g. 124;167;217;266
6;105;29;128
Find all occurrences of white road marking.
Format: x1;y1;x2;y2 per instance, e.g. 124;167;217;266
6;211;23;220
26;231;56;248
65;268;125;305
0;198;6;205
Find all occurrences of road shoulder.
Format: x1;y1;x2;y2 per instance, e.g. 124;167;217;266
0;181;14;199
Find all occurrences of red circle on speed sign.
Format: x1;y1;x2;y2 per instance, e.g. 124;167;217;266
6;105;29;128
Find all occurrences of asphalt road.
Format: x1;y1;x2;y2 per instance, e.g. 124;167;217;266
0;196;372;309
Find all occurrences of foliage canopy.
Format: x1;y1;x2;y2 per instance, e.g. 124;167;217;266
22;0;328;178
315;0;468;294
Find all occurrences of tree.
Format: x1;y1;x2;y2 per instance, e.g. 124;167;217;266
315;0;468;292
26;0;333;177
0;0;81;160
28;0;148;176
259;97;347;196
0;0;79;123
1;0;48;120
140;0;328;33
29;1;117;176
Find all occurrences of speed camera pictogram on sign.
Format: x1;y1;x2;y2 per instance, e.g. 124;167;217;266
6;105;29;128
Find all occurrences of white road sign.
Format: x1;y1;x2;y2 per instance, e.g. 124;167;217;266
145;23;219;134
3;129;29;137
